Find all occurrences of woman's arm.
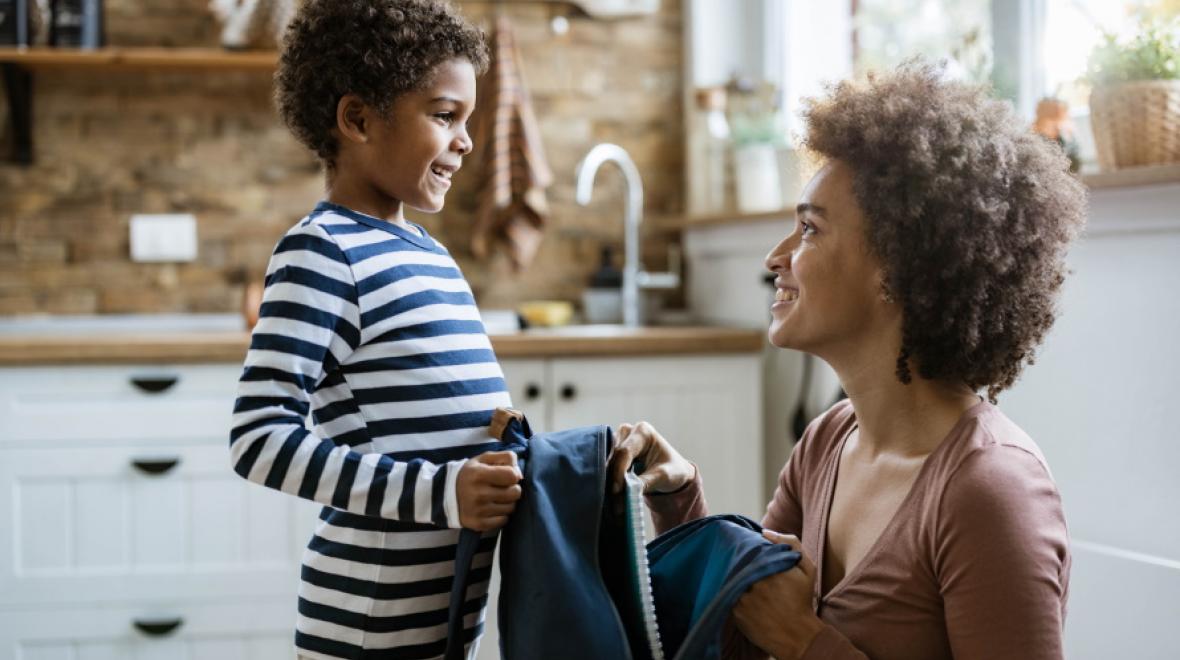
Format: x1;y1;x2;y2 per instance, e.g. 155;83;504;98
936;446;1070;659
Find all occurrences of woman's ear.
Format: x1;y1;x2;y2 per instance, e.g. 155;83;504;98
335;94;369;145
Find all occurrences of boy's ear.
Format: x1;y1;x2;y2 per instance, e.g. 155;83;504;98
336;94;370;145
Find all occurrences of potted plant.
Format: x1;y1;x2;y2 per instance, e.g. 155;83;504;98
1085;21;1180;170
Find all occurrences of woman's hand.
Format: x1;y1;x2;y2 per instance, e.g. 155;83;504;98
732;530;826;660
607;421;697;495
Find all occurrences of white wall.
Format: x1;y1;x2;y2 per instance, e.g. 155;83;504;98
1002;183;1180;659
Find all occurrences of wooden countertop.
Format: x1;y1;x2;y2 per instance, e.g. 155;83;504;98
0;325;764;366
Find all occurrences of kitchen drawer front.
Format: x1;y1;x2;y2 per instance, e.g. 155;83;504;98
0;443;321;607
0;598;296;660
0;365;242;445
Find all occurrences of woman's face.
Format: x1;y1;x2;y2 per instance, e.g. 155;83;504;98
764;160;896;357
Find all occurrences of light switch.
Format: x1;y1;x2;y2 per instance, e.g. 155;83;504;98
129;214;198;263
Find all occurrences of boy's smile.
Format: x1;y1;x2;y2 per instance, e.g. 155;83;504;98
330;57;477;223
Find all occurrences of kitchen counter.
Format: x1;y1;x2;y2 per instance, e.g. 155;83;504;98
0;324;765;365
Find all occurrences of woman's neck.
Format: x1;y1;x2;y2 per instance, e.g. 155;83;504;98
827;342;980;459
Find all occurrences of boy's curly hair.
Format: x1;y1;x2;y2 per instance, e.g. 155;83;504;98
801;61;1086;401
275;0;489;165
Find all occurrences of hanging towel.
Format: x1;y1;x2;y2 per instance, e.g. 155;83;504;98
470;15;553;270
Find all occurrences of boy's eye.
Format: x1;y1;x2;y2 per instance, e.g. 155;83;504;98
434;112;455;125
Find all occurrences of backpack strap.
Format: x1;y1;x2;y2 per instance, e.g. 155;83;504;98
443;409;531;660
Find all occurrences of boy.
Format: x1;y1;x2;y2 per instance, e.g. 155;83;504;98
230;2;522;658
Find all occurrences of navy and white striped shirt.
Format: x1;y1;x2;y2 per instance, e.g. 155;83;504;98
230;201;512;660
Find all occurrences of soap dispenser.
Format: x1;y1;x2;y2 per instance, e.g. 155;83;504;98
582;245;623;324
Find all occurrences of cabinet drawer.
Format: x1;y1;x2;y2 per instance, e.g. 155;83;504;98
0;365;241;445
0;444;321;607
0;598;296;660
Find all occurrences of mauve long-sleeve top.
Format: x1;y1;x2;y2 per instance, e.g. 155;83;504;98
647;398;1071;660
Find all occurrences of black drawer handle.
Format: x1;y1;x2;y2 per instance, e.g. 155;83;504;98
133;617;184;637
132;457;181;476
560;384;577;401
525;383;542;401
130;375;179;394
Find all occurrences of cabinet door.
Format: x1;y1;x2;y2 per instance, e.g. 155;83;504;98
550;355;763;519
0;599;295;660
0;443;320;607
497;358;549;432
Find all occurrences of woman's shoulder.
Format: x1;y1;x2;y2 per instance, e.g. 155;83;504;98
940;402;1055;482
929;403;1063;523
927;404;1070;577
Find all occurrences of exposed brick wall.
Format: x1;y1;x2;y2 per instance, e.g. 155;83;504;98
0;0;684;316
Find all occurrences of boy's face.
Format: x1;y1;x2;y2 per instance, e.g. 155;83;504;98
364;58;477;214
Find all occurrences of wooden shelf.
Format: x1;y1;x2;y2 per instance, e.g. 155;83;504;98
0;47;276;165
1081;164;1180;190
0;46;277;71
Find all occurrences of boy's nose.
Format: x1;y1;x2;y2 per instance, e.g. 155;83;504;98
454;131;473;155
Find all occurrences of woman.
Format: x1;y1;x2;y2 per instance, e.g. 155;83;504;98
608;62;1084;660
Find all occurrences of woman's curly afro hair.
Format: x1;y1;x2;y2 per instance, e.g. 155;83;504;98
801;60;1086;401
275;0;489;165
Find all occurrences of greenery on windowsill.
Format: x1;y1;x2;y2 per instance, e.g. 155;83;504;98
1084;21;1180;86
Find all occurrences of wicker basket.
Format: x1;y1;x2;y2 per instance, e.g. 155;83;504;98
1089;80;1180;170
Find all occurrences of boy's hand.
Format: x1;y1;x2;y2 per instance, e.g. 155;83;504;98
456;451;523;531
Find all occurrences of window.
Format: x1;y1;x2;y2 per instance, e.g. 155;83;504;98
1044;0;1174;114
853;0;993;85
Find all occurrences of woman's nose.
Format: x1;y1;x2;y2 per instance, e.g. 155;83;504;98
764;235;795;273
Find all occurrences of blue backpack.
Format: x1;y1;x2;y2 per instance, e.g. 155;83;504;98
444;410;800;660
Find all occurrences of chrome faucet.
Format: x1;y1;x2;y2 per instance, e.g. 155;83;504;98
574;143;680;327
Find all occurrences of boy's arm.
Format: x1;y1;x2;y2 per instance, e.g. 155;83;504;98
228;222;467;528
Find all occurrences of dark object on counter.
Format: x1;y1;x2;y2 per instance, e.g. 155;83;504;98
590;244;624;288
48;0;102;48
583;244;624;323
1;0;27;45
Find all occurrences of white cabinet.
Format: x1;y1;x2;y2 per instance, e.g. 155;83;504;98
0;364;318;660
501;354;764;518
2;352;764;660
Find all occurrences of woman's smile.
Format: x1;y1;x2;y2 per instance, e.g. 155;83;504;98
773;287;799;309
